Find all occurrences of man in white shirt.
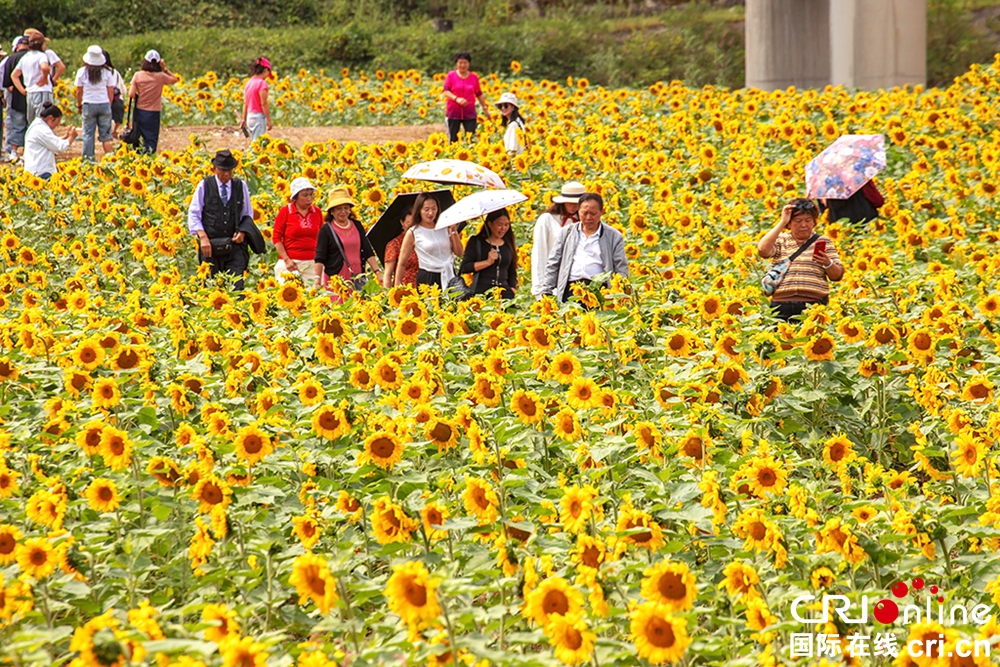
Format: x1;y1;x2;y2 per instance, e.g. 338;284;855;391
188;150;256;291
13;30;62;125
539;192;629;302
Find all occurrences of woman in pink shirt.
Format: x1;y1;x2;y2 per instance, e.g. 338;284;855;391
273;177;323;287
443;51;491;143
127;50;178;154
241;56;273;141
314;188;383;296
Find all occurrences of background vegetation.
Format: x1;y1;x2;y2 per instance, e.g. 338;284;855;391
1;0;997;90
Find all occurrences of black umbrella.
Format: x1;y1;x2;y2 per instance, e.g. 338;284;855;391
367;189;457;263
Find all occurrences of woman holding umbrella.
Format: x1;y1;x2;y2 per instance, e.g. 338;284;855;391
459;208;517;299
395;193;463;290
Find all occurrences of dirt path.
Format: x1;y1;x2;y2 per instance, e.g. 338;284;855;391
60;124;441;159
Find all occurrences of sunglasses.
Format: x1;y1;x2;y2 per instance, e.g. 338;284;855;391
498;103;513;109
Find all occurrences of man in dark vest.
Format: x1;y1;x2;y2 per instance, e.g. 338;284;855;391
187;150;255;290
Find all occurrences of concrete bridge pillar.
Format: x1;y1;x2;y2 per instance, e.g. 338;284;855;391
746;0;927;91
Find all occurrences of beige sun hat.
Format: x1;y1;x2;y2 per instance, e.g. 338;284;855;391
326;187;357;210
552;181;586;204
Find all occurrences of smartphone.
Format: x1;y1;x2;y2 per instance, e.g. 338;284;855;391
812;239;826;258
241;125;250;138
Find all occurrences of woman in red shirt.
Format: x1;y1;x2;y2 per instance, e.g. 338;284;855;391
273;177;323;287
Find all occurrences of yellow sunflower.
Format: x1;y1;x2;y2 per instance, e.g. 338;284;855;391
566;377;603;410
951;429;986;477
85;478;121;513
544;611;596;666
743;456;787;497
360;431;404;470
630;601;690;664
424;418;458;452
202;603;240;644
233;423;274;465
17;537;56;580
550;408;582;442
292;513;322;549
510;389;544;425
421;501;449;541
0;524;23;565
312;404;351;440
717;560;760;599
548;352;582;383
525;576;584;627
98;425;133;471
289;552;339;614
804;334;836;361
559;484;596;534
641;560;697;612
370;496;418;545
385;560;441;629
462;477;499;524
823;434;856;470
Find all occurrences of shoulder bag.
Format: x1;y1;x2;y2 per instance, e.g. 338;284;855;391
326;221;371;291
761;233;820;296
121;96;142;147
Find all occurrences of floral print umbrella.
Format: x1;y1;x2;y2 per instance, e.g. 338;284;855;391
402;159;506;189
805;134;886;200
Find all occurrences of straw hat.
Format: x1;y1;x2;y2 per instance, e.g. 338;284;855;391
552;181;586;204
495;92;520;110
289;177;315;201
326;187;356;210
23;29;49;43
83;45;106;67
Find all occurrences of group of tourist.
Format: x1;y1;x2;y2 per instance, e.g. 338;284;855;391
1;29;177;172
189;150;627;303
1;33;856;318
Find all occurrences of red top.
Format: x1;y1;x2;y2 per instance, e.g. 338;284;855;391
273;204;323;261
386;233;419;286
444;70;482;120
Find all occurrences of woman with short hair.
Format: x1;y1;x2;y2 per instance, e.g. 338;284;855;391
23;101;76;178
757;198;844;321
273;177;322;286
127;50;178;153
443;51;491;143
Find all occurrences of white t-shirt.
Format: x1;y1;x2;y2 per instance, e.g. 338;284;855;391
24;117;70;176
569;229;604;281
17;51;52;93
74;67;114;104
503;119;525;155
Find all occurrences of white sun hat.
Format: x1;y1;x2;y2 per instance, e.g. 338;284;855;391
144;49;161;63
495;92;520;109
83;45;106;67
289;177;316;201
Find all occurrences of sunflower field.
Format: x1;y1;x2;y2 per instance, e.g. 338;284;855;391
4;55;1000;667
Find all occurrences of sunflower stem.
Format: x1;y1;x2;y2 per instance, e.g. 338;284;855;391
440;594;460;659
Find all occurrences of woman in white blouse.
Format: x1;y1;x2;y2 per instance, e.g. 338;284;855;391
395;193;463;290
23;102;76;178
530;181;583;298
496;92;525;156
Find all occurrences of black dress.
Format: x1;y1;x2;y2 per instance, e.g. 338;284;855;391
459;236;516;299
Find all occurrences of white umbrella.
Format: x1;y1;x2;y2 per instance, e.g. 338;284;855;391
402;159;506;189
435;189;528;229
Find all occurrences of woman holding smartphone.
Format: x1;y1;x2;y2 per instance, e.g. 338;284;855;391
757;198;843;321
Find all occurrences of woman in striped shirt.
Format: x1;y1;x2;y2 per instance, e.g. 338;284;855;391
757;198;844;321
